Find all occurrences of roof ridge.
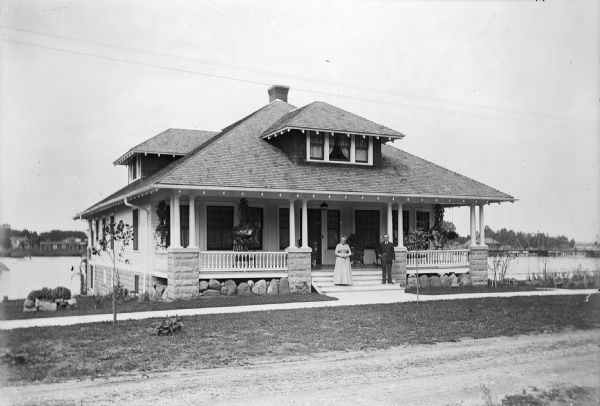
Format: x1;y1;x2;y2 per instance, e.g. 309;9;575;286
381;144;513;199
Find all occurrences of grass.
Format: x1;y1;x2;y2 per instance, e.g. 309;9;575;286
405;285;540;295
479;384;600;406
0;293;336;320
1;294;599;384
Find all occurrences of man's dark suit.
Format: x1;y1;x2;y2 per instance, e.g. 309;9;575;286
380;240;395;283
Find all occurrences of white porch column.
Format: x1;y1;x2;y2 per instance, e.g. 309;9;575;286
386;201;393;239
396;203;404;247
188;195;197;248
288;199;296;249
479;204;486;246
301;199;309;248
470;204;476;247
171;193;181;248
87;220;93;248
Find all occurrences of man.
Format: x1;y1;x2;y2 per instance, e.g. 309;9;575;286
379;234;394;284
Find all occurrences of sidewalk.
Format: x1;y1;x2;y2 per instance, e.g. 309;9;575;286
1;288;597;330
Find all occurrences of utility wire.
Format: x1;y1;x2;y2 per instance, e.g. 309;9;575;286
0;36;590;129
1;24;573;124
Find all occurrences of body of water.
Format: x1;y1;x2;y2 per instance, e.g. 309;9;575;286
490;255;600;280
0;256;85;300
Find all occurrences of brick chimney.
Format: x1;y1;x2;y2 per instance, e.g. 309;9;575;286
268;85;289;103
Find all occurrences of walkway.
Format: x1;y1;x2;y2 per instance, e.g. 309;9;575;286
1;288;597;330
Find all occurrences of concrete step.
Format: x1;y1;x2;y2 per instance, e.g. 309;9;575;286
316;281;394;288
320;284;403;293
312;274;383;282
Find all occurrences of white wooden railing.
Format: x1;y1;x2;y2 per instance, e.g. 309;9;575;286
407;249;469;268
199;251;288;271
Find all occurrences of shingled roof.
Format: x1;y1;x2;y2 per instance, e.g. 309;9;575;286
113;128;218;165
261;101;404;139
78;99;513;218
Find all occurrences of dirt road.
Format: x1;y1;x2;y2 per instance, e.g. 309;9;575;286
2;329;599;405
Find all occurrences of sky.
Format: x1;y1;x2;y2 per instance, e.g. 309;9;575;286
0;0;598;242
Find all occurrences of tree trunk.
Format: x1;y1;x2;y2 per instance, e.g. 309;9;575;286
112;265;117;324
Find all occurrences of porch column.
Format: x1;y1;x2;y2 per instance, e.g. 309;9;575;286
470;205;476;247
301;199;309;248
188;195;197;248
479;204;486;246
396;203;404;247
171;193;181;248
87;220;93;248
288;199;296;249
386;201;393;238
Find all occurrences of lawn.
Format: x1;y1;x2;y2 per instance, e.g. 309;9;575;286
0;293;336;320
1;294;598;385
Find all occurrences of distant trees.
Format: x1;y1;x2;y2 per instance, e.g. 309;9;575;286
483;226;575;250
0;225;86;249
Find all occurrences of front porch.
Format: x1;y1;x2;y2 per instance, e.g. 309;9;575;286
142;187;492;299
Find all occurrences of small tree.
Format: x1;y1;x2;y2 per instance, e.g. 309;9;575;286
92;219;133;324
488;254;515;288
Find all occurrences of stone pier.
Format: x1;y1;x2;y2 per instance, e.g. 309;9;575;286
469;245;489;286
286;247;312;293
166;248;200;300
392;246;407;286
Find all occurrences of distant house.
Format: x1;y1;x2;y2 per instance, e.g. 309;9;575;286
39;237;87;254
10;236;30;250
76;85;514;299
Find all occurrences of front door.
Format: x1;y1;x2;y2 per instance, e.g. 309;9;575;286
307;209;322;266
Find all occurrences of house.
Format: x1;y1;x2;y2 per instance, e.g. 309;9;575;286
39;237;87;255
76;85;514;299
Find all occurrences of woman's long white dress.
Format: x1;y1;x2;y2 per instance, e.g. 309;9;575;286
332;243;353;285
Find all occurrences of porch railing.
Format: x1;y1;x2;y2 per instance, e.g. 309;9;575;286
407;249;469;268
199;251;288;271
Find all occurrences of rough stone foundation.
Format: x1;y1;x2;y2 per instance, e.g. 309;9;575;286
469;245;489;286
286;247;312;293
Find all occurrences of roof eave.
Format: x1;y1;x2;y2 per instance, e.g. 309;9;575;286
261;126;405;141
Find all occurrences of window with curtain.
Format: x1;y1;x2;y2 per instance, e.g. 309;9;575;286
279;208;289;250
206;206;234;250
416;211;431;231
247;207;263;250
180;205;189;248
110;216;114;250
132;209;139;251
355;210;380;249
329;133;350;161
310;133;324;160
355;136;369;163
327;210;341;249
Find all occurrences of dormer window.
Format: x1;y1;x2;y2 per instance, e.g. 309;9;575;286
329;134;350;162
309;133;324;160
305;131;373;165
128;156;141;183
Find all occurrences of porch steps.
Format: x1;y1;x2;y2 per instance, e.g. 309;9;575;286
312;268;403;294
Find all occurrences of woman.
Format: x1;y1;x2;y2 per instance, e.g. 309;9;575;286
333;236;353;285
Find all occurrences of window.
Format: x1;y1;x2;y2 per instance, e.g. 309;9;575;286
110;216;115;250
129;156;141;182
246;207;263;250
355;136;369;163
327;210;341;249
134;275;139;293
279;208;289;249
89;265;94;289
180;205;189;248
95;220;99;242
310;133;324;160
392;210;410;245
207;206;234;250
355;210;380;249
416;211;430;231
132;209;139;251
329;133;350;161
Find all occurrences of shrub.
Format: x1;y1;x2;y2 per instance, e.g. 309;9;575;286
53;286;71;300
